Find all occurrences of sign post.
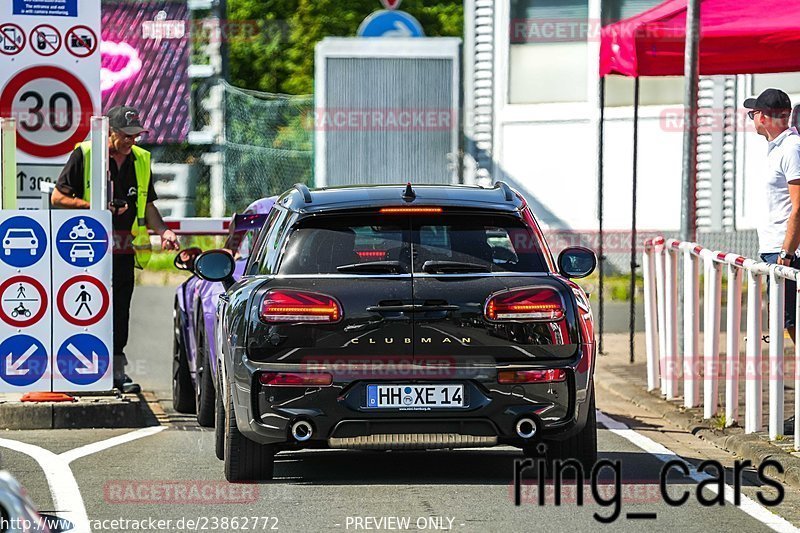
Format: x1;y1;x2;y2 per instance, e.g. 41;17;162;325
0;0;101;209
90;116;107;210
0;118;16;209
0;211;51;392
51;211;112;391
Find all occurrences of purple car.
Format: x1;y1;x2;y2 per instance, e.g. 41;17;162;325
172;197;276;426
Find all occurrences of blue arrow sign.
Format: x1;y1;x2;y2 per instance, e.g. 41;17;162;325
0;216;47;268
0;335;48;387
56;334;109;386
358;10;425;38
55;215;109;268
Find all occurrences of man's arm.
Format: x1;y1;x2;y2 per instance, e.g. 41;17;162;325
145;202;179;250
781;144;800;265
51;188;90;209
52;148;89;209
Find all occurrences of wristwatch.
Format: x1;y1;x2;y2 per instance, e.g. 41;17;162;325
780;249;792;261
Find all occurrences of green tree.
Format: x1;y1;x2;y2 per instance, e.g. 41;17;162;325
228;0;464;94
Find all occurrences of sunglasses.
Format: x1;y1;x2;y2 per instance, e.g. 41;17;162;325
112;129;142;141
748;110;791;120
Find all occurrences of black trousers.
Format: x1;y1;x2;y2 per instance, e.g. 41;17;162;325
113;254;135;380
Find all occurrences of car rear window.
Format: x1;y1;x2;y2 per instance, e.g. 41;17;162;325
275;212;548;275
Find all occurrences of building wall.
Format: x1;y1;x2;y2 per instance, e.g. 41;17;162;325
466;0;800;245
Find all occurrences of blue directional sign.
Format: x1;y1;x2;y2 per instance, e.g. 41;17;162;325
56;334;110;386
0;216;47;268
358;10;425;38
55;215;109;268
0;335;48;387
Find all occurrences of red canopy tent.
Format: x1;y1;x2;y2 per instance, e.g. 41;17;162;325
600;0;800;77
596;0;800;360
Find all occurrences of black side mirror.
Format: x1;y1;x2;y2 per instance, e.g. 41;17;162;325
557;247;597;279
195;250;236;288
174;247;202;271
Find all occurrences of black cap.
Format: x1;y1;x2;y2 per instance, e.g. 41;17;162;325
107;105;148;135
743;88;792;115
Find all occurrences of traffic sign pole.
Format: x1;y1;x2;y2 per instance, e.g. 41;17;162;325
90;116;108;210
0;118;16;209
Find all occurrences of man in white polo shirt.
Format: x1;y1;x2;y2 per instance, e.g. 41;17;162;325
745;88;800;341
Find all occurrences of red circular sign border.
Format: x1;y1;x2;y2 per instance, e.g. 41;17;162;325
0;66;94;159
0;23;26;56
65;25;97;58
57;275;109;327
30;24;62;57
0;276;48;328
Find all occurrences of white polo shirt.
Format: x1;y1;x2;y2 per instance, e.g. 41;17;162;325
758;127;800;253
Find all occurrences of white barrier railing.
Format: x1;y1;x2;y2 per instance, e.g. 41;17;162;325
643;237;800;448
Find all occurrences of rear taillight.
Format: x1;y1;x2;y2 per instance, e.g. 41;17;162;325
259;372;333;386
498;369;567;384
484;287;565;322
260;289;342;323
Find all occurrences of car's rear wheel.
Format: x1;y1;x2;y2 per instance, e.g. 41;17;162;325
224;387;275;481
195;319;216;427
215;368;225;460
525;385;597;476
172;302;195;414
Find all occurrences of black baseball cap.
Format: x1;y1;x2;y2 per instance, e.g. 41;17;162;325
743;88;792;115
107;105;148;135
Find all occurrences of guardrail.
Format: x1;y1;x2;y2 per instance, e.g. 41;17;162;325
643;237;800;448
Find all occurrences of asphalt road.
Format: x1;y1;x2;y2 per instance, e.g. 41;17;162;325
0;286;798;532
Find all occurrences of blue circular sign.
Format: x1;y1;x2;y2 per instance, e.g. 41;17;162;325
0;335;48;387
358;10;425;38
55;216;109;267
57;334;110;385
0;216;47;268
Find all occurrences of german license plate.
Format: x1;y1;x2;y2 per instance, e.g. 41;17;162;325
366;384;464;408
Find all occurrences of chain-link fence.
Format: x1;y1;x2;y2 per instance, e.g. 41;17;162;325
223;83;313;213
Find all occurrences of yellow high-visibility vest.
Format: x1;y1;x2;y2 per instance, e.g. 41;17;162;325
78;141;152;268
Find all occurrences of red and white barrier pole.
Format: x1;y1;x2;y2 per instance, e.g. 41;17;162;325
702;251;722;419
724;260;743;426
664;241;680;399
642;241;661;391
683;244;700;407
795;286;800;450
768;265;785;440
654;238;667;393
745;268;763;433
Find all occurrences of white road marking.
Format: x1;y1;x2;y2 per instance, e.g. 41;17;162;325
60;426;165;464
597;410;800;533
0;426;166;533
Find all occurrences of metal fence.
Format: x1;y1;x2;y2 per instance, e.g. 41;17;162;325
643;236;799;449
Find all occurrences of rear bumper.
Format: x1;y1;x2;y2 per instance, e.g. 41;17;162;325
230;346;594;449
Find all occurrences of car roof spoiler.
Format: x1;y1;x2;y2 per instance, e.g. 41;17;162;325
230;213;269;233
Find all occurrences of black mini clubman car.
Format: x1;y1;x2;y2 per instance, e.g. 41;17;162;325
194;183;597;482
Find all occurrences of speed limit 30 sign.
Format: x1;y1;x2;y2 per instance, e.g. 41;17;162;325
0;65;93;158
0;0;100;165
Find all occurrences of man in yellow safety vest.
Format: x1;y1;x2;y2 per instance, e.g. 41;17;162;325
52;106;179;393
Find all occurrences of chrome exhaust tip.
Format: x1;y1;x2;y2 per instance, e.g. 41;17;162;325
291;420;313;442
515;418;538;440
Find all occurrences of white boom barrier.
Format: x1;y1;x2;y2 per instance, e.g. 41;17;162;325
644;237;800;449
